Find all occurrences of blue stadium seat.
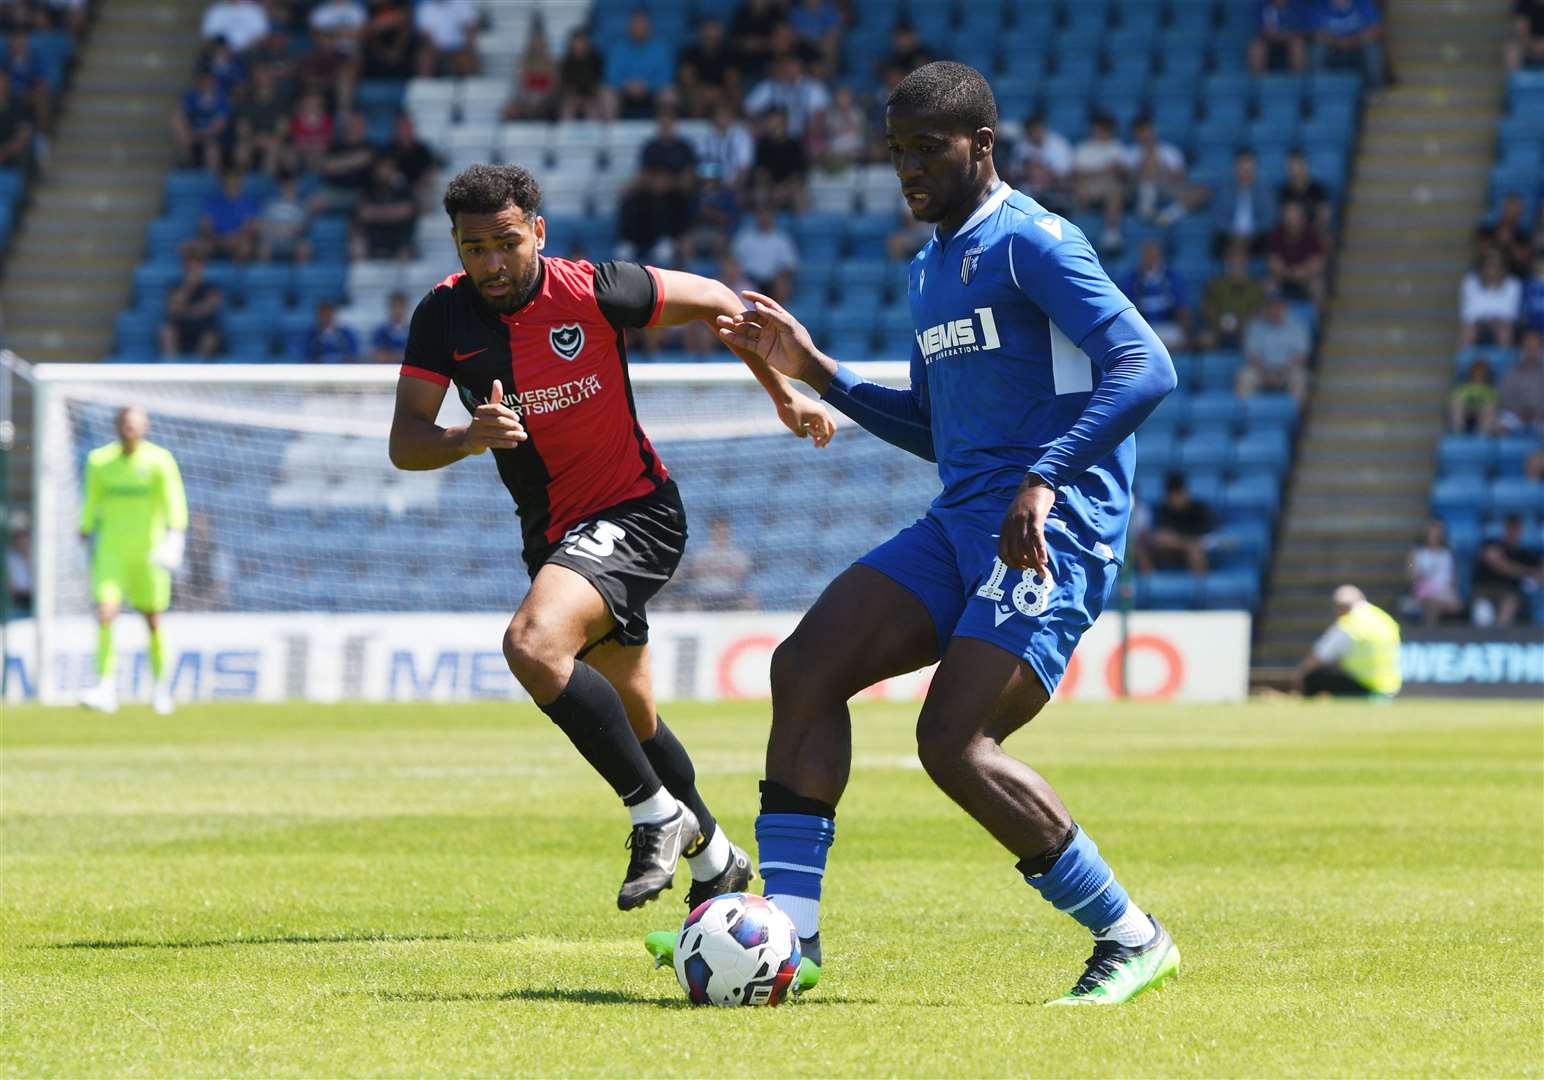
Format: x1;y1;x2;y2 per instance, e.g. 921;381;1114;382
1233;429;1291;472
1490;478;1544;514
1203;569;1260;610
1188;390;1243;428
1497;436;1544;473
1137;430;1177;469
1241;393;1298;430
1221;475;1280;518
1178;430;1233;470
1146;390;1190;430
1139;571;1201;611
1432;476;1486;515
1439;434;1496;474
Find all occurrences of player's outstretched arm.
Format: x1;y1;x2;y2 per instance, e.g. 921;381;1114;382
389;375;526;471
651;269;835;447
720;292;936;462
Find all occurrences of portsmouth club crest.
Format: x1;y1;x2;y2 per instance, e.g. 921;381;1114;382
550;323;584;360
961;245;986;285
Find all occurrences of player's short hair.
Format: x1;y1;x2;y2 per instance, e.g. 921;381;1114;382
887;61;997;133
442;164;542;226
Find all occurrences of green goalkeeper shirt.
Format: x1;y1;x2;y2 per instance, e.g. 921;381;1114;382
79;441;188;554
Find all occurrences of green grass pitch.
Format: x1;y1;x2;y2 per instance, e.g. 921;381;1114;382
2;698;1540;1077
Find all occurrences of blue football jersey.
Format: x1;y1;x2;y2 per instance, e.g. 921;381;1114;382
907;185;1136;555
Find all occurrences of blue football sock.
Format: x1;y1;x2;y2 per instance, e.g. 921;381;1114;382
756;812;835;940
1019;824;1132;935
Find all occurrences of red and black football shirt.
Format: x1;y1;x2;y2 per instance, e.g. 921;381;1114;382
400;256;671;551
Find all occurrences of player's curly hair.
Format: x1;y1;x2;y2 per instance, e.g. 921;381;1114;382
887;61;998;133
442;164;542;224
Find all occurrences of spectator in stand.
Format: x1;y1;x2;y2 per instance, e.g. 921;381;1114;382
6;515;31;615
676;16;738;119
1523;251;1544;334
887;197;932;259
884;22;931;74
172;68;231;172
1266;198;1329;304
318;111;376;211
1448;357;1499;434
617;111;697;263
352;158;417;259
1121;240;1193;351
730;0;789;85
189;169;260;262
1213;147;1276;255
731;203;798;301
685;161;739;258
1133;472;1217;576
1406;519;1463;626
1459;247;1523;348
1250;0;1309;73
1009;111;1074;213
1200;241;1266;349
4;31;51;127
310;0;366;54
1127;115;1208;227
677;514;754;609
502;18;557;121
0;77;35;169
385;112;436;198
202;37;248;96
1238;285;1312;406
556;27;614;122
158;256;224;359
288;90;335;173
1480;192;1534;277
606;9;675;121
1506;0;1544;68
200;0;270;54
232;62;293;175
254;174;313;263
745;52;832;140
37;0;89;43
789;0;843;78
1498;328;1544;435
305;298;360;363
370;291;410;362
1527;446;1544;480
752;107;809;211
1279;147;1333;234
297;22;358;112
1072;112;1129;252
414;0;478;77
698;103;755;190
809;84;867;171
1313;0;1386;87
1471;513;1542;626
361;0;414;80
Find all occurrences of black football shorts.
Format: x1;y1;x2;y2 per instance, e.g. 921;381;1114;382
526;479;688;650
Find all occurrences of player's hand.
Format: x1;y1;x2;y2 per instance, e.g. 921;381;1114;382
462;378;527;455
153;529;186;572
715;291;826;386
999;475;1056;579
777;394;836;447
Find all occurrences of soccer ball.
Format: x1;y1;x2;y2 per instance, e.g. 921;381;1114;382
673;893;801;1007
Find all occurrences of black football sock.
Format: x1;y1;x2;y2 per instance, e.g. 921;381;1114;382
539;661;663;806
641;716;718;844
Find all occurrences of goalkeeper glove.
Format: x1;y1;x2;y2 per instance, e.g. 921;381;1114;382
154;529;186;572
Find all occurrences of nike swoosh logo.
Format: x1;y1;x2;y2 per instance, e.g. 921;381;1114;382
452;347;488;363
994;606;1014;627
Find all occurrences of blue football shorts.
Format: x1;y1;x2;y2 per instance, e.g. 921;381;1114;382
856;501;1121;694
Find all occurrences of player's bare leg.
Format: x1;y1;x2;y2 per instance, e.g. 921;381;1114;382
917;636;1178;1005
80;600;121;714
502;565;696;910
587;641;750;903
757;565;940;971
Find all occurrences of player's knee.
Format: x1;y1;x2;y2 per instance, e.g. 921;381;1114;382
915;725;986;793
501;618;563;684
769;635;814;703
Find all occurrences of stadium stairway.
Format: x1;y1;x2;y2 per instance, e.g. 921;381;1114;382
0;0;207;365
1252;0;1513;683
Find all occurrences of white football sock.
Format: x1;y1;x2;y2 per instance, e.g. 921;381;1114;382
627;788;677;826
767;893;820;940
1094;902;1156;947
686;824;730;880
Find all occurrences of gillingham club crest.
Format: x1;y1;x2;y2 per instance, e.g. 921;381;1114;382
961;245;985;284
550;323;584;360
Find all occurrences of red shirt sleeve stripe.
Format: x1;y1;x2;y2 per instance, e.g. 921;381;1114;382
400;365;450;386
645;265;666;328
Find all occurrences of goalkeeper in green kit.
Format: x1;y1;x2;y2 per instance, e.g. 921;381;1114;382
77;407;188;715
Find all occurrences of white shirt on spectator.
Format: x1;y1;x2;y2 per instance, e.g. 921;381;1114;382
699;122;755;186
1459;272;1522;325
744;75;832;138
310;0;367;35
201;0;270;50
1073;136;1128;174
416;0;477;51
732;222;798;283
1013;128;1073;179
1126;140;1185;174
1410;545;1457;599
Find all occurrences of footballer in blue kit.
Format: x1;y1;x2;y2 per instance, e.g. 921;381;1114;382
713;62;1183;1004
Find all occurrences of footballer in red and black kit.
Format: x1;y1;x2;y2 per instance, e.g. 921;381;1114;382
390;164;835;915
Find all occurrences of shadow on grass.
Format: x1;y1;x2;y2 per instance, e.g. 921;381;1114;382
47;931;479;950
350;986;877;1008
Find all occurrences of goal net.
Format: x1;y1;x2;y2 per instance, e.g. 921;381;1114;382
23;361;938;700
